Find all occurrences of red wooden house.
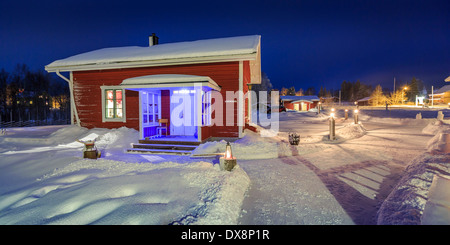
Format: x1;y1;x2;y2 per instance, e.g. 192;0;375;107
45;35;262;143
280;96;319;111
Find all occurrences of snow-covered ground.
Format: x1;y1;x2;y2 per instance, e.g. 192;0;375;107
0;107;449;225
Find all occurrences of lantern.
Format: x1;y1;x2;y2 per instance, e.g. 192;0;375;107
77;139;101;159
220;142;237;171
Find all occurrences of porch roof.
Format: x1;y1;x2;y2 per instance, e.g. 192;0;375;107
120;74;221;91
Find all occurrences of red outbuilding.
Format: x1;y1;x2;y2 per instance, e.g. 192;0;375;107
45;35;262;143
280;96;320;111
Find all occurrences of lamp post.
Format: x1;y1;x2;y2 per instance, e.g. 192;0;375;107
345;109;348;120
403;86;408;105
354;109;359;124
220;142;237;171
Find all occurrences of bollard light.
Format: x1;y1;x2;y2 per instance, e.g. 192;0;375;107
220;142;237;171
345;109;348;120
354;109;359;124
329;112;336;140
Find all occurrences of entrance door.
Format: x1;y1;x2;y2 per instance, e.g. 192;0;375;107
294;103;300;111
301;102;307;111
141;91;161;138
170;89;196;136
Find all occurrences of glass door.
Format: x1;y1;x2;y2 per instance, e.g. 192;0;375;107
141;91;161;137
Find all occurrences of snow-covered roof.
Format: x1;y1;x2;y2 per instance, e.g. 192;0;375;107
45;35;261;72
445;76;450;82
434;84;450;94
120;74;221;91
280;95;320;102
357;96;371;102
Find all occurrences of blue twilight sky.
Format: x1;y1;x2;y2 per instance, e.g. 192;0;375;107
0;0;449;92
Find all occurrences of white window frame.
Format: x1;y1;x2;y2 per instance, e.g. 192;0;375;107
101;86;127;123
141;90;161;127
202;90;212;126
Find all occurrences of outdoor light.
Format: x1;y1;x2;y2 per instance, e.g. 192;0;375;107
77;139;101;159
225;142;233;159
345;109;348;120
329;112;336;140
220;142;237;171
354;109;359;124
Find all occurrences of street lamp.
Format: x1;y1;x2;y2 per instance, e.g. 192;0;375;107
403;86;408;105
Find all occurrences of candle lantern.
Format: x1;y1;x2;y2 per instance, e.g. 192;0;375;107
220;142;237;171
77;139;101;159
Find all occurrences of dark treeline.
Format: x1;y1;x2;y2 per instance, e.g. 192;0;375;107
0;64;70;124
279;76;428;103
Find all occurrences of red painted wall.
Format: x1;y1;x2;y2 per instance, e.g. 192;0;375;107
72;62;242;138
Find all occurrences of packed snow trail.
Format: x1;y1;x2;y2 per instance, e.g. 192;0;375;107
237;157;354;225
238;115;434;225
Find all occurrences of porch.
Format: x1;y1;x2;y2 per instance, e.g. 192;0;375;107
120;74;221;143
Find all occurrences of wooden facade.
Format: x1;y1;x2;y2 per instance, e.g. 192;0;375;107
72;61;252;141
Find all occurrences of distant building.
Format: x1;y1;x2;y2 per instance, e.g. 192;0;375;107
356;97;371;106
280;95;320;111
430;76;450;104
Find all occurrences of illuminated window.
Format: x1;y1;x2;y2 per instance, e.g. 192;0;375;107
104;89;124;120
142;91;160;126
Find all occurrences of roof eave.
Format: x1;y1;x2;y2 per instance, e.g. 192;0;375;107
45;53;257;73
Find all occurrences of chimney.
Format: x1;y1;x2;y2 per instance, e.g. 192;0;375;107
149;33;159;46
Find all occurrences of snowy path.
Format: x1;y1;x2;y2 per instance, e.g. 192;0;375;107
238;116;433;225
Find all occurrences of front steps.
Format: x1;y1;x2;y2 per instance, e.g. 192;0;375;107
127;138;201;155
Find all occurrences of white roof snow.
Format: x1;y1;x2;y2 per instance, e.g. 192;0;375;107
280;95;320;102
120;74;221;91
45;35;261;72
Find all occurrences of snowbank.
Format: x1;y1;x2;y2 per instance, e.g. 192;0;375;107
377;120;450;225
0;125;250;225
336;123;367;139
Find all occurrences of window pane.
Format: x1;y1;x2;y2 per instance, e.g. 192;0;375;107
107;100;114;109
116;108;123;118
106;109;114;118
116;99;122;109
115;90;122;100
106;90;114;100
